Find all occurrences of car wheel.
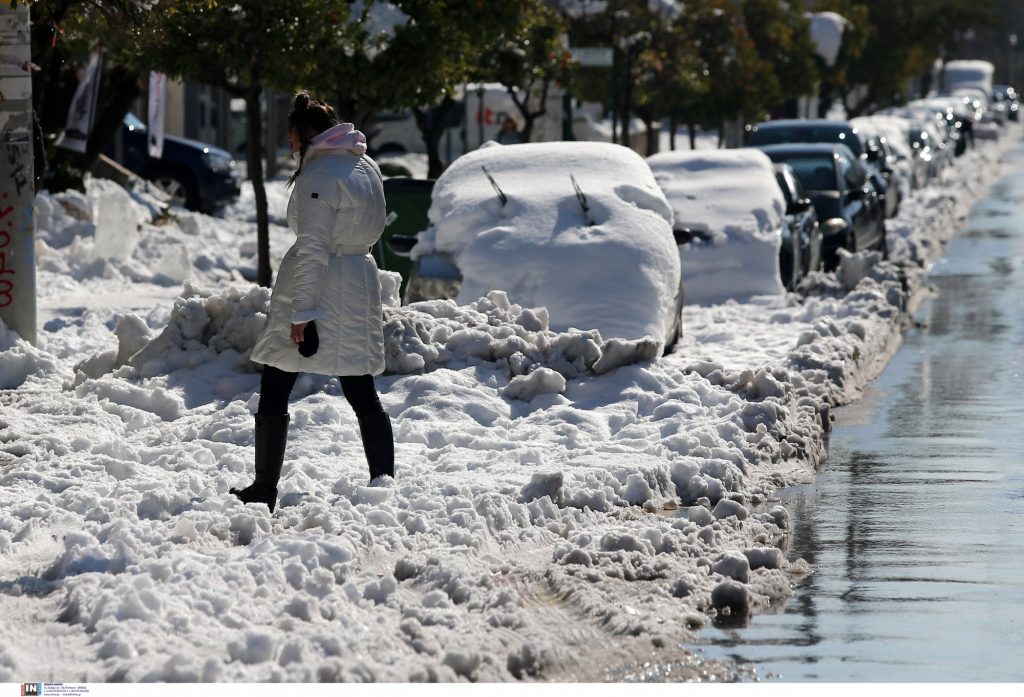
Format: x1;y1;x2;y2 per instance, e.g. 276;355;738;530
149;169;199;210
374;143;408;158
663;281;684;355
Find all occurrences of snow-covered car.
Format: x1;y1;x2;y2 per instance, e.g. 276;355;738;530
646;148;788;305
851;115;917;196
403;141;684;349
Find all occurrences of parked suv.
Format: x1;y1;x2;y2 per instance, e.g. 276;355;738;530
117;113;241;212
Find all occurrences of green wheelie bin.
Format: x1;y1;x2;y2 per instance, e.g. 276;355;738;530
376;178;435;298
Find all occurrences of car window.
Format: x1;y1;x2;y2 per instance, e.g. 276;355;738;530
842;155;865;192
783;157;837;191
791;171;809;199
774;171;795;207
751;125;865;157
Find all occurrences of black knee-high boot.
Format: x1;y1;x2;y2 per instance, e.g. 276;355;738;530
357;412;394;480
230;413;290;513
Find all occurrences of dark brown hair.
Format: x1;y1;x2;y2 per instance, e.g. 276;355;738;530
287;91;340;186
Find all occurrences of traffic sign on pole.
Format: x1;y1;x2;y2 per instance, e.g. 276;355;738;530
570;47;614;68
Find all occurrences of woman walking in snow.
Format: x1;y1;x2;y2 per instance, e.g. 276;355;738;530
231;91;394;513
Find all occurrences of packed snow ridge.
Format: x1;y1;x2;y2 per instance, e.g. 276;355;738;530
0;126;1016;682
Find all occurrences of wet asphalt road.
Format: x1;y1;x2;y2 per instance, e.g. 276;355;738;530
690;143;1024;682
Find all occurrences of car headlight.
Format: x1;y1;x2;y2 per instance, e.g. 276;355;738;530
822;218;848;237
201;150;235;173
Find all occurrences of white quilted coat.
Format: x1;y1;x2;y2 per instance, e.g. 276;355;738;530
250;146;386;376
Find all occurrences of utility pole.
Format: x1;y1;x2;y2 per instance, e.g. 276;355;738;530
0;4;37;345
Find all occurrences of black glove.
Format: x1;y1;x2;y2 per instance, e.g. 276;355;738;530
298;320;319;357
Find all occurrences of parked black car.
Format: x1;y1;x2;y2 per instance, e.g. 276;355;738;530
749;118;898;219
773;163;823;287
861;133;902;218
757;143;885;270
117;113;241;212
992;84;1019;122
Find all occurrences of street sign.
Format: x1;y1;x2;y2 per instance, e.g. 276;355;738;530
571;47;614;68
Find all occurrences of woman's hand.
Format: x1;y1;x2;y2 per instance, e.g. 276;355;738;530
291;321;309;345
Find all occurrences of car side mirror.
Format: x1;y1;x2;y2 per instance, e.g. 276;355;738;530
387;234;419;257
788;197;813;214
673;227;711;245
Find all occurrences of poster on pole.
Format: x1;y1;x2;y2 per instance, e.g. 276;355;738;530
147;72;166;158
56;48;103;153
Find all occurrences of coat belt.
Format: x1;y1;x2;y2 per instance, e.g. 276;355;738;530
331;244;371;256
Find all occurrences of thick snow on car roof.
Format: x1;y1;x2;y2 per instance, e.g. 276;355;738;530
647;147;786;305
413;140;680;343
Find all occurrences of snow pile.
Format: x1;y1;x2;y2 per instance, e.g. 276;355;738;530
125;282;271;378
807;12;849;67
114;281;663;392
647;148;785;305
412;141;680;343
0;319;65;389
384;290;660;383
34;180;253;290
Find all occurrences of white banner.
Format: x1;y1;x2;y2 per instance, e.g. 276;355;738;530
56;48;103;153
147;71;166;158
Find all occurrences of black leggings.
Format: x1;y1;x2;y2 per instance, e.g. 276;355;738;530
257;365;384;417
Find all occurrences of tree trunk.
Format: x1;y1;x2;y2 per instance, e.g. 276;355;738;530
688;122;697;150
265;89;279;180
817;81;833;119
620;55;632;149
669;113;677;151
246;82;272;288
509;79;550;144
414;95;455;180
642;113;657;156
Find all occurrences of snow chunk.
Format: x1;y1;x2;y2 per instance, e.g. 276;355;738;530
711;498;749;521
228;631;278;665
501;367;566;401
743;547;784;570
519;472;565;506
711;579;752;615
712;552;751;583
90;179;144;262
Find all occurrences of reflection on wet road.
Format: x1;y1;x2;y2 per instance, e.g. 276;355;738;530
691;145;1024;681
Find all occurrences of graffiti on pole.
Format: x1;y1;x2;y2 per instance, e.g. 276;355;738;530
0;4;36;344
